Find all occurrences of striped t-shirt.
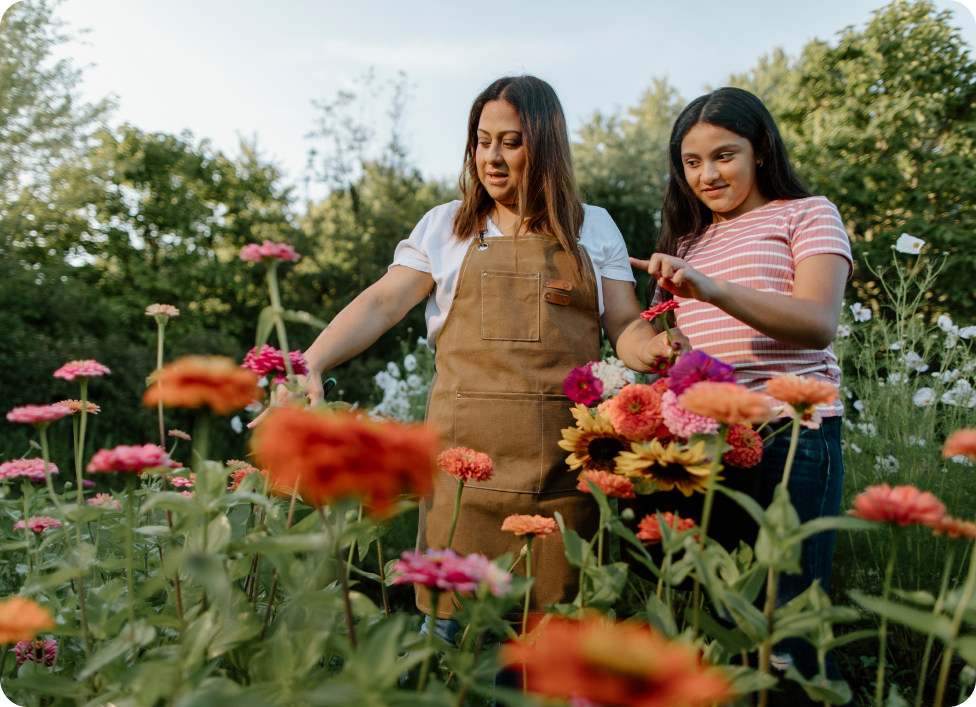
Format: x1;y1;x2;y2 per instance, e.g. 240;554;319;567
658;196;853;417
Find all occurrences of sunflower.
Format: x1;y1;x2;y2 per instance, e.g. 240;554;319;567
558;404;628;474
614;439;720;497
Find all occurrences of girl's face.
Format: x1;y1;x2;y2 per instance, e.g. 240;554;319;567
680;122;767;221
476;99;526;207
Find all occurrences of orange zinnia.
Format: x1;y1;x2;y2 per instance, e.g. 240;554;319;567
576;470;635;499
678;381;773;426
501;514;559;536
944;429;976;461
931;516;976;540
848;484;947;527
500;617;730;707
764;374;838;409
143;355;262;415
252;406;438;514
0;597;56;644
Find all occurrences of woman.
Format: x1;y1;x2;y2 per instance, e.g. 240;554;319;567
631;87;852;702
257;76;670;624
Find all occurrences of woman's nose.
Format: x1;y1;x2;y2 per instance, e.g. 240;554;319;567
485;141;504;164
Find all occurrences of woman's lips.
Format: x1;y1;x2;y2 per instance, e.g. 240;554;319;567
486;172;508;185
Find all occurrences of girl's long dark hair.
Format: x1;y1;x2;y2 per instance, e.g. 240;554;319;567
652;87;811;305
453;76;586;286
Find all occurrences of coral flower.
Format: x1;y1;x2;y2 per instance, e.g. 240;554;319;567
931;516;976;540
724;424;763;468
438;446;494;483
55;400;100;415
944;429;976;461
848;484;947;527
169;475;194;488
242;345;310;383
168;429;191;440
0;459;58;483
13;638;57;667
227;463;263;490
253;406;438;513
0;597;56;644
679;381;774;426
180;490;195;498
501;514;559;536
636;512;698;545
615;439;718;497
660;390;719;438
145;303;180;318
765;374;838;409
6;404;73;425
142;355;262;415
239;240;302;263
564;366;604;406
392;549;511;596
87;444;174;474
639;300;680;321
53;359;111;381
500;617;730;707
559;405;629;474
577;470;635;499
13;517;62;533
87;493;121;511
608;384;664;440
668;350;737;396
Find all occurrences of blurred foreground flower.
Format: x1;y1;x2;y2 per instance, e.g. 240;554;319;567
637;512;698;545
13;638;57;667
501;514;559;536
679;381;773;426
53;359;111;381
143;355;262;415
438;446;494;483
577;470;635;499
500;617;730;707
0;458;57;482
0;597;56;644
55;399;100;415
87;444;174;474
848;484;946;527
13;517;61;533
944;429;976;461
239;240;302;263
392;549;511;596
930;516;976;540
765;374;838;411
6;404;72;425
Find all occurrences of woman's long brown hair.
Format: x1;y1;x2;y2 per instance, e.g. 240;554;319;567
452;76;587;287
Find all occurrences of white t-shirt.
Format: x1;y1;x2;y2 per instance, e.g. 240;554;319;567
391;200;636;350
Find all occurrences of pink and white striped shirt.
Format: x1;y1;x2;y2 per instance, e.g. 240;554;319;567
658;196;853;417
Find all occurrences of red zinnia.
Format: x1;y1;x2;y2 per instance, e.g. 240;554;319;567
53;360;111;381
438;446;494;483
564;366;604;406
13;638;57;668
639;300;680;321
848;484;947;527
931;516;976;540
577;470;636;499
724;424;763;468
636;512;698;545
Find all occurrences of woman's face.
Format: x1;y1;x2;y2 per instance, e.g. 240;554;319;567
476;99;526;207
680;122;766;221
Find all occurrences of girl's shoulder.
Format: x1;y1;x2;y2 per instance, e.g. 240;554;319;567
773;195;841;220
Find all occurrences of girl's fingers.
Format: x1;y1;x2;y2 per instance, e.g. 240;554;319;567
629;256;651;271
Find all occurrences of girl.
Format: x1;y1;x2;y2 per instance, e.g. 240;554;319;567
631;87;852;701
257;76;671;626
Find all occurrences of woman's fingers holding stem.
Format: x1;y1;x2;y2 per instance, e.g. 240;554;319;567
247;375;319;429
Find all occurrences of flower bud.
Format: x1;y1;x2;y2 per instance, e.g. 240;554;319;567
621;508;635;521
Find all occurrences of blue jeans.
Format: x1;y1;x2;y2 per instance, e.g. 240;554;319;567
756;416;849;703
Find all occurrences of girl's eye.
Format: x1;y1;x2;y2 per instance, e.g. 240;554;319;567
685;160;700;168
718;152;734;160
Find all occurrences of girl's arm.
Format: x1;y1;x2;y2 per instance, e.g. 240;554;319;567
601;278;691;372
629;253;848;350
249;265;434;427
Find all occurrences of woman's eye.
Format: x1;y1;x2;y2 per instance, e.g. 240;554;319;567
504;142;520;149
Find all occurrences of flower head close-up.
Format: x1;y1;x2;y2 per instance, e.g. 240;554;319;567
6;404;73;425
438;446;494;484
0;458;58;483
501;514;560;536
679;381;773;426
558;404;628;474
87;444;174;474
143;355;262;415
239;240;302;263
848;484;947;527
53;359;111;381
615;439;718;496
563;365;604;406
608;384;664;440
668;349;737;396
55;399;100;415
636;512;698;545
576;470;635;499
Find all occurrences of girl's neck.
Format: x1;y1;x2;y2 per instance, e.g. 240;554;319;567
490;201;521;236
711;188;770;223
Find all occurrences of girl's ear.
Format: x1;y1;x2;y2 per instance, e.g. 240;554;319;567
757;135;771;167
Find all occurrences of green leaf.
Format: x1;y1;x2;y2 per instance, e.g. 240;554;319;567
688;607;755;652
644;593;678;638
584;477;613;520
792;515;877;542
141;491;200;514
784;666;853;705
724;665;780;696
2;675;93;698
24;566;87;593
236;532;329;554
255;305;275;350
582;562;628;608
953;636;976;667
891;589;936;607
823;629;879;651
849;591;954;639
633;479;658;495
282;309;329;329
80;620;156;678
561;528;587;569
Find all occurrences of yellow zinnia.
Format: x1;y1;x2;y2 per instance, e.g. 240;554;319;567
614;439;720;497
558;404;628;474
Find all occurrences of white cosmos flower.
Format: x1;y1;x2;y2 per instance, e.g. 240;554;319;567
964;360;976;373
887;373;906;386
875;455;900;473
836;324;852;338
850;442;863;454
403;354;418;372
895;233;925;254
857;422;877;436
942;379;976;408
903;352;929;373
938;314;956;333
850;303;872;322
959;327;976;339
387;361;401;378
946;334;958;350
844;418;855;430
909;436;926;446
952;454;975;466
888;340;904;351
913;387;936;406
853;400;865;412
932;369;962;383
230;416;243;434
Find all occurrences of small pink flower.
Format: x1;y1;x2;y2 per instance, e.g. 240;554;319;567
392;549;511;595
53;360;111;381
13;517;62;533
239;240;302;263
0;459;58;483
6;405;73;425
242;345;308;382
564;366;603;406
13;638;57;667
660;390;719;438
438;447;494;483
169;475;194;488
145;303;180;318
180;490;195;498
167;429;191;440
87;444;173;474
82;479;95;489
639;300;680;321
55;400;100;415
87;493;121;511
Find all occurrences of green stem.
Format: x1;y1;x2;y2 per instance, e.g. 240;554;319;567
933;535;976;707
692;425;728;639
347;503;363;578
522;535;534;694
125;475;137;635
780;415;803;489
446;480;464;549
318;506;357;648
157;320;166;447
22;479;33;575
876;527;899;707
266;262;294;380
916;544;957;707
418;589;440;691
377;537;390;618
76;379;89;510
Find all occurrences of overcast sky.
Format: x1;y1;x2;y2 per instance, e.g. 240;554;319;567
42;0;976;202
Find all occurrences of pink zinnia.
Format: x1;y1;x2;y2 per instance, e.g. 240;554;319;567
13;517;62;533
145;303;180;318
169;475;194;488
848;484;947;527
438;446;494;483
13;638;57;668
636;512;698;546
639;300;680;321
87;493;121;511
55;400;100;415
660;390;719;438
239;240;302;263
0;459;58;483
564;366;603;406
52;360;111;381
180;490;195;498
168;429;191;440
87;444;173;474
608;384;664;439
392;549;511;595
576;470;635;499
242;345;309;383
6;405;73;425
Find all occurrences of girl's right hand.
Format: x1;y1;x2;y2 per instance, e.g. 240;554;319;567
640;327;692;364
629;254;718;303
247;373;319;429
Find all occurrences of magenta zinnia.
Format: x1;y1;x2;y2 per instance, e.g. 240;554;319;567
392;549;511;596
13;517;62;533
668;350;737;396
6;405;72;425
53;359;111;381
438;446;494;483
242;344;309;383
13;638;57;668
87;493;121;511
239;240;302;263
0;459;58;483
564;365;603;406
87;444;174;474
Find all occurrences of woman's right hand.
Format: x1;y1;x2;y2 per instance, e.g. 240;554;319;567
640;327;692;364
247;373;319;429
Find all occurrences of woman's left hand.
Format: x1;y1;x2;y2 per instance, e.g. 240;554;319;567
629;254;717;303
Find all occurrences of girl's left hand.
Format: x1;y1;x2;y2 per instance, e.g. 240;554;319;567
629;254;717;303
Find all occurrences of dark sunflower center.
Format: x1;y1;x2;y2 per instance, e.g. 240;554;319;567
587;437;627;471
654;462;693;483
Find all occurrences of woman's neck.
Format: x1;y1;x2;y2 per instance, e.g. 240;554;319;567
490;201;521;236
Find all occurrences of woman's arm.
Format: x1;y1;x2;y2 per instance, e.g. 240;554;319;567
249;265;434;426
629;253;848;350
601;278;691;373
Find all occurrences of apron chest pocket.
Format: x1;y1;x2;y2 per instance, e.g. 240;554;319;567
481;271;540;342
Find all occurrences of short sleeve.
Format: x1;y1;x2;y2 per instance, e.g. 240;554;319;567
390;209;435;274
582;206;636;284
789;198;854;280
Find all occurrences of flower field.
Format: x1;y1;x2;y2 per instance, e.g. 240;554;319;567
0;240;975;707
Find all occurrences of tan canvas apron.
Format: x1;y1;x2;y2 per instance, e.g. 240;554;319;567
417;228;603;618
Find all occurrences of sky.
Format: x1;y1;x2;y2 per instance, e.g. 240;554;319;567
37;0;976;202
